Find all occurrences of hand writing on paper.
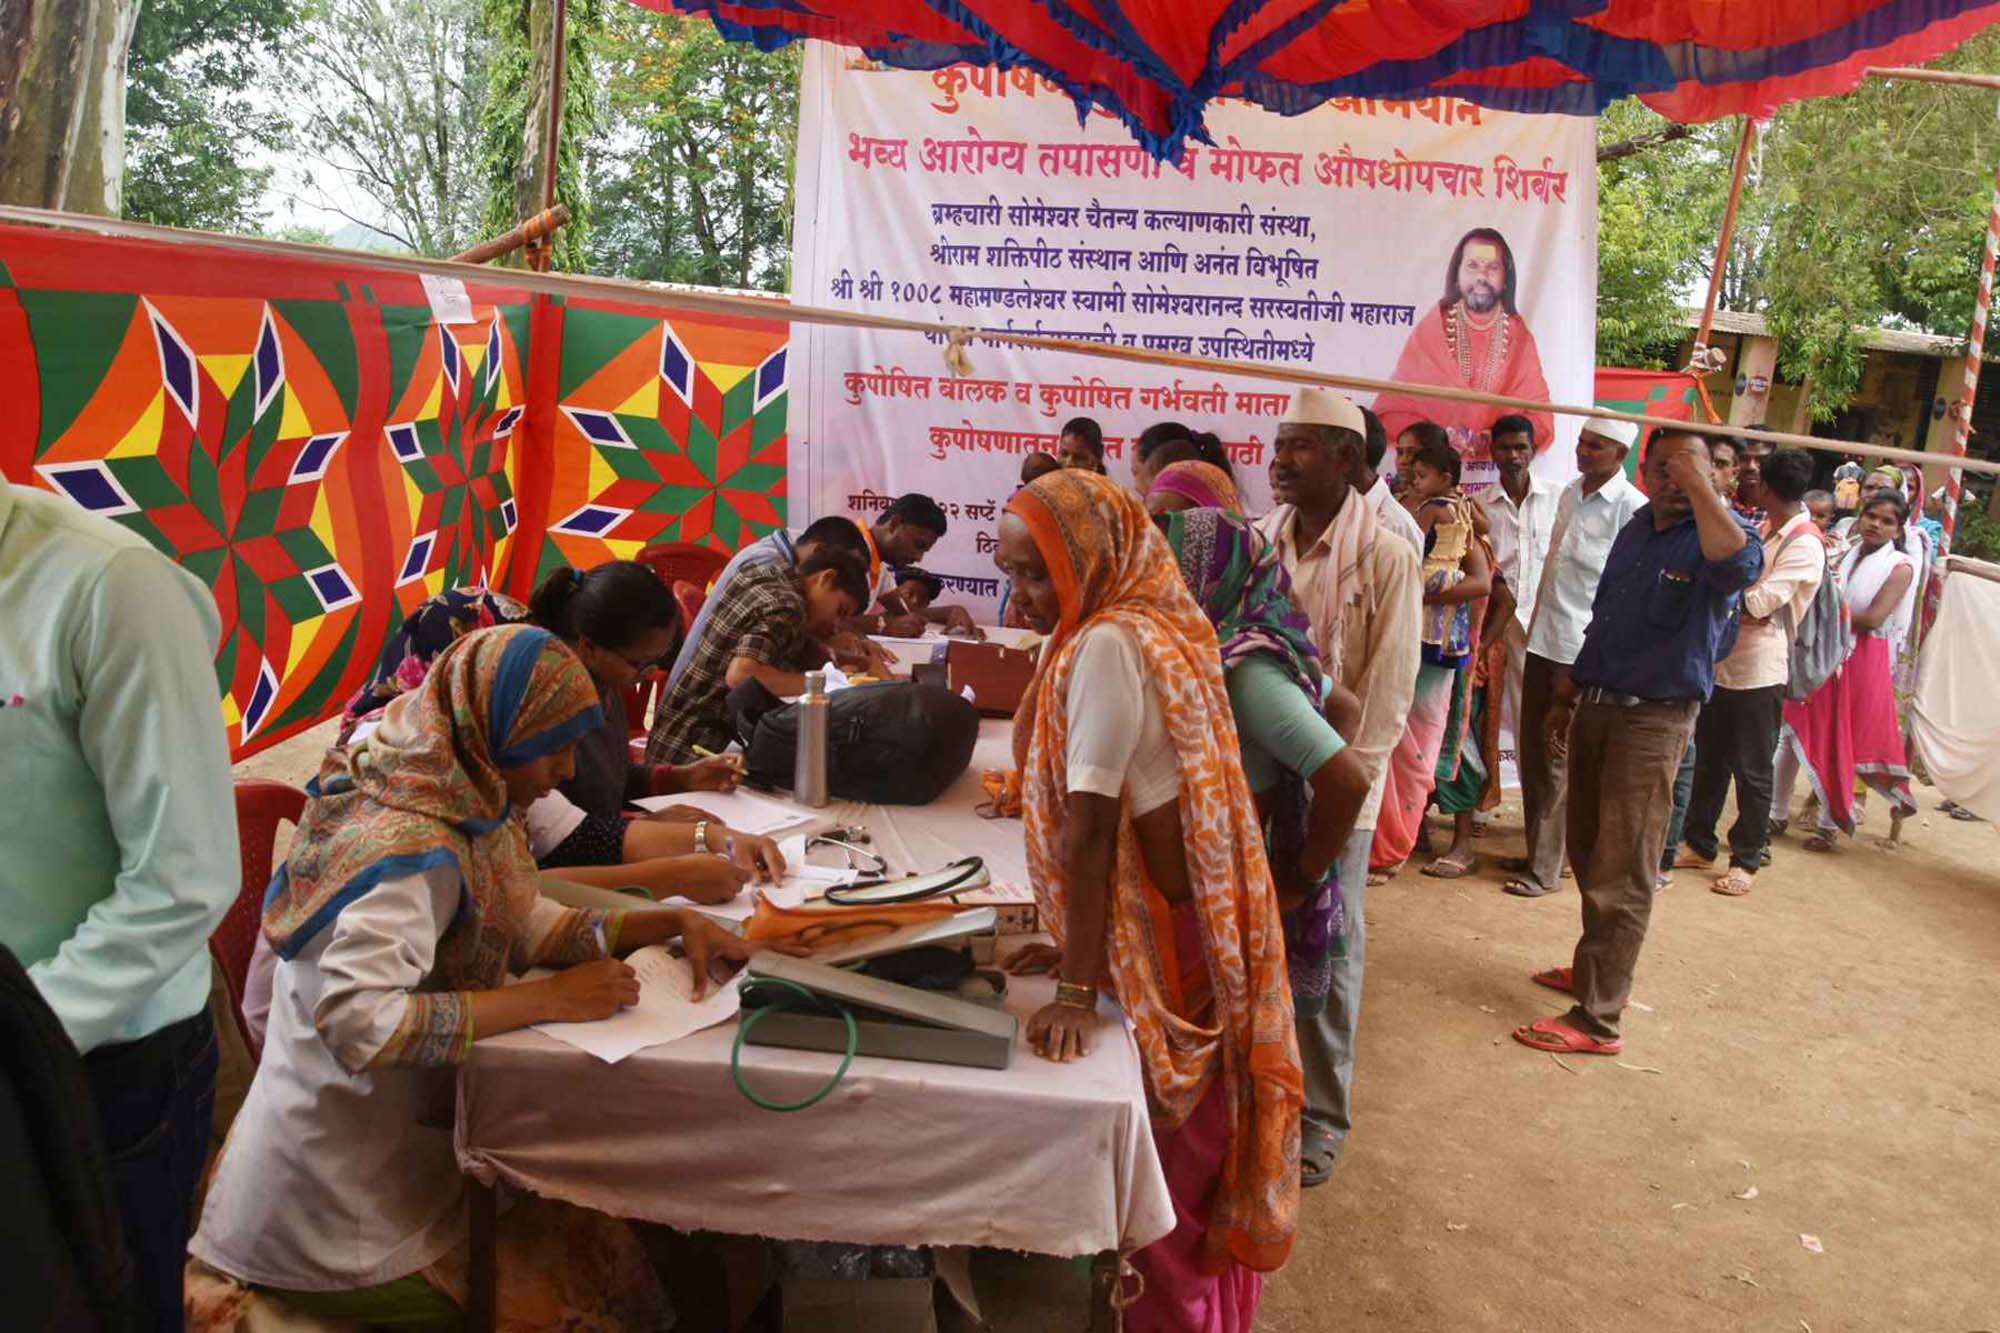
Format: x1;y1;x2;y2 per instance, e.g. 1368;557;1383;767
677;755;744;792
657;854;751;904
541;959;640;1022
727;832;787;883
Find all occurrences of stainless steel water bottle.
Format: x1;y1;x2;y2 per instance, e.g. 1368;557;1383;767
794;670;830;807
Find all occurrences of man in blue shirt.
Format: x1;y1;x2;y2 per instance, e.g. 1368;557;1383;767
1513;430;1762;1055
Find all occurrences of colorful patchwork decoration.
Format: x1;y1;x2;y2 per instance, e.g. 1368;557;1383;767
537;301;788;579
0;226;792;760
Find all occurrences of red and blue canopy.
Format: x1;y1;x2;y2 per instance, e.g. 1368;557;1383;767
635;0;2000;157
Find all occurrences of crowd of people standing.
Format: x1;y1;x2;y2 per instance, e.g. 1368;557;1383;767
0;384;1945;1332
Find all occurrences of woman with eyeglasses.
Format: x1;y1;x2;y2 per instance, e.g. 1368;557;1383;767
336;563;781;897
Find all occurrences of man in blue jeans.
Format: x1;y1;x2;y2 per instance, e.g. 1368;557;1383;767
0;475;238;1328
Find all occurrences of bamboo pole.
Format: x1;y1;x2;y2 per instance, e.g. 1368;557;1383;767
7;202;2000;479
1693;117;1757;360
449;204;572;265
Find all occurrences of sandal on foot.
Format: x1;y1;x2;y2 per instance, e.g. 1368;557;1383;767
1671;849;1716;871
1711;867;1755;896
1421;854;1476;879
1802;833;1836;853
1503;875;1557;898
1512;1016;1622;1055
1300;1137;1340;1188
1530;965;1574;994
1950;804;1983;822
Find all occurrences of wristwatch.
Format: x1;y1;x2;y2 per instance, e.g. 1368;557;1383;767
693;820;711;855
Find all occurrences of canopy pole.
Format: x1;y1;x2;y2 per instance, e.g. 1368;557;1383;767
1868;66;2000;638
531;0;569;273
1693;116;1757;367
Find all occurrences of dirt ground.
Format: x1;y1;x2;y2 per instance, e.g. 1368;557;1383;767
223;726;2000;1330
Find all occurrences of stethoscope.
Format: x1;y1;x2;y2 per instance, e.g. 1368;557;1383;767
806;834;889;881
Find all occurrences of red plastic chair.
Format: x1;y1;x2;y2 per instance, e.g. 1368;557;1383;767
636;540;728;593
672;578;706;633
213;779;306;1065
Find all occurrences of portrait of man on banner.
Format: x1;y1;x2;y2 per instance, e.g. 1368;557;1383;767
1372;227;1554;462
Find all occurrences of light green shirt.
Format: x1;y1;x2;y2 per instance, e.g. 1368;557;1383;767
0;477;237;1051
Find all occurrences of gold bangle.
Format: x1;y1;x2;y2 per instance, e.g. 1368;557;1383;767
1055;980;1099;1009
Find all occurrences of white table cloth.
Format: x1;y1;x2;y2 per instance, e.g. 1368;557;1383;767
456;686;1175;1258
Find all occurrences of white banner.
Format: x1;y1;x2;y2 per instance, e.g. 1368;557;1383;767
790;44;1596;614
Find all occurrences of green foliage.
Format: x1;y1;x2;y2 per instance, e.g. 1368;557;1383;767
585;7;798;289
123;0;301;232
284;0;495;256
477;0;599;271
1953;498;2000;562
1594;102;1730;369
1594;31;2000;419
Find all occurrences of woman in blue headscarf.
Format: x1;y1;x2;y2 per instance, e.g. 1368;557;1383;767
191;624;756;1329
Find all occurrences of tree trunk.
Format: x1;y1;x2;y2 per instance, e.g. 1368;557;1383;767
512;0;556;231
0;0;138;214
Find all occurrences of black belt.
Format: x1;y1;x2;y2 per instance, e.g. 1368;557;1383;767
1577;685;1681;708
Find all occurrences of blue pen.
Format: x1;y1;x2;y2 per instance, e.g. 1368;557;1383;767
591;917;611;959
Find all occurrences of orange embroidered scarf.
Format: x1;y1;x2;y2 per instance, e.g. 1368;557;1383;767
1007;469;1301;1273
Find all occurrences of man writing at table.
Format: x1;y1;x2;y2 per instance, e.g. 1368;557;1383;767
648;546;875;764
1514;430;1761;1056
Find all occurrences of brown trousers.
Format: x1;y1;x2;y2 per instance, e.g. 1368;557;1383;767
1562;698;1699;1039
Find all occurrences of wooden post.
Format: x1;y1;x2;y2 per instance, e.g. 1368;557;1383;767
1867;66;2000;634
1693;117;1758;361
450;204;572;265
530;0;569;273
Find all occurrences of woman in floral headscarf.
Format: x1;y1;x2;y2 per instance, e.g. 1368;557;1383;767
1158;507;1369;1021
995;469;1301;1331
191;624;756;1330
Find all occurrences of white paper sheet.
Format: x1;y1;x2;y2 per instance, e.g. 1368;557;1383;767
629;787;816;834
419;273;474;324
531;946;744;1064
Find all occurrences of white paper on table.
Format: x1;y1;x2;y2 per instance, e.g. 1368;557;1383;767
531;945;743;1063
419;273;474;324
629;787;814;835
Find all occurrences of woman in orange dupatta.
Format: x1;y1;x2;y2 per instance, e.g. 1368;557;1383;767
995;469;1301;1331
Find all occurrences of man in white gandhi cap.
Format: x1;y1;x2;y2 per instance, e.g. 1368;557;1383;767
1499;416;1647;900
1253;386;1422;1186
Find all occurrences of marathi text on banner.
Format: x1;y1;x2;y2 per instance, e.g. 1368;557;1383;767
792;44;1596;614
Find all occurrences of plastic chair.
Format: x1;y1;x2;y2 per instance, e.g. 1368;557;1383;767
672;578;706;633
636;540;728;593
213;779;306;1065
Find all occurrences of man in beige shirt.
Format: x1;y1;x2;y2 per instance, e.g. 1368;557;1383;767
1255;387;1421;1185
1675;448;1826;894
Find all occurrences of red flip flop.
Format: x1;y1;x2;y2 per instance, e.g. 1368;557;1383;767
1511;1016;1622;1055
1530;965;1574;994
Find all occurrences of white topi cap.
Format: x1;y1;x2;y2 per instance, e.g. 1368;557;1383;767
1280;386;1367;437
1580;416;1640;449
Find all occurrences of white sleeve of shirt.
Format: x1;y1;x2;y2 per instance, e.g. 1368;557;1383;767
1063;622;1179;817
525;789;590;859
311;866;460;1075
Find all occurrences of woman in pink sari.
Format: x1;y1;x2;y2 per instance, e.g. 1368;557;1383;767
1777;493;1920;849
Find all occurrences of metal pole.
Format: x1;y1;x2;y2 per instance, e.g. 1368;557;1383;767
532;0;569;272
1694;117;1758;359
